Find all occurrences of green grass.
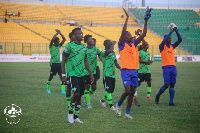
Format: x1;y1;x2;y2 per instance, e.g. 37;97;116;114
0;62;200;133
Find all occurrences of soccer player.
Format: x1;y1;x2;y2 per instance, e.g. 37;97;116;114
155;26;182;106
138;41;153;100
115;8;150;119
92;38;101;81
99;40;121;110
83;35;101;108
61;27;94;124
62;32;74;107
46;29;66;94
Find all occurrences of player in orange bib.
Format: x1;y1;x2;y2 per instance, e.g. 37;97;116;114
155;27;182;106
115;8;150;119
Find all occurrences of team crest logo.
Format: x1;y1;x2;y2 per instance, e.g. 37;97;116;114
72;87;77;93
63;47;68;52
124;81;127;85
4;104;22;124
106;86;109;91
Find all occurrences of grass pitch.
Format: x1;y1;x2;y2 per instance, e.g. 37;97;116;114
0;62;200;133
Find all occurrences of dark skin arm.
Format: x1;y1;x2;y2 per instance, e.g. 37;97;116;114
105;41;116;56
50;31;59;47
132;29;142;41
120;8;129;42
57;29;66;47
115;59;121;70
139;57;153;65
137;19;148;43
61;55;68;83
84;57;94;84
160;29;174;50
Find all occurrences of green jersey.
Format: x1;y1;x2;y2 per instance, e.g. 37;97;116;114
138;50;150;74
49;45;61;63
84;46;100;75
100;50;116;78
63;41;87;77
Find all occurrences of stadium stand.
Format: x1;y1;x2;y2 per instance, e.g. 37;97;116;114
56;5;138;26
0;2;197;55
128;8;200;55
0;2;65;22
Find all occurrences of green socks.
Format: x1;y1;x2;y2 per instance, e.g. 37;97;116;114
102;95;107;101
106;92;113;105
69;103;75;114
147;87;152;97
85;90;90;105
66;96;71;107
47;81;51;90
89;86;93;95
74;105;81;119
60;81;65;92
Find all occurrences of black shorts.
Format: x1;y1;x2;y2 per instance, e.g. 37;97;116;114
69;76;85;95
85;74;96;85
50;63;61;76
138;73;151;82
103;77;115;93
96;66;100;80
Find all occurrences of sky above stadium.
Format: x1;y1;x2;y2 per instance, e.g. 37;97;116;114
45;0;200;8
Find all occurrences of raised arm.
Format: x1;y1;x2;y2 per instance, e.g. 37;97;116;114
172;30;182;49
56;29;66;46
50;30;59;47
137;20;148;43
105;41;116;56
159;29;173;52
120;8;129;42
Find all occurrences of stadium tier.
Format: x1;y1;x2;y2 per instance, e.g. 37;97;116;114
0;22;48;43
0;3;65;22
56;5;138;25
0;2;195;55
128;8;200;55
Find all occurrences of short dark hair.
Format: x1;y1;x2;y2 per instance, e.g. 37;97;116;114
92;38;96;42
103;39;111;46
84;34;92;43
54;37;59;43
69;32;73;39
72;27;81;35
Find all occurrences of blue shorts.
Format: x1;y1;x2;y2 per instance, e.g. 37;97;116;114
121;69;138;87
163;66;177;85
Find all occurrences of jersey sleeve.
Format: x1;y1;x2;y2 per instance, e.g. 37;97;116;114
118;39;126;51
132;38;140;47
139;50;143;58
100;50;105;57
63;43;71;55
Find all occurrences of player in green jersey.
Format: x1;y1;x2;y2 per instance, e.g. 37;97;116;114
62;32;74;108
92;38;101;81
46;29;66;94
99;40;121;110
138;41;153;100
61;28;94;124
83;35;101;108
